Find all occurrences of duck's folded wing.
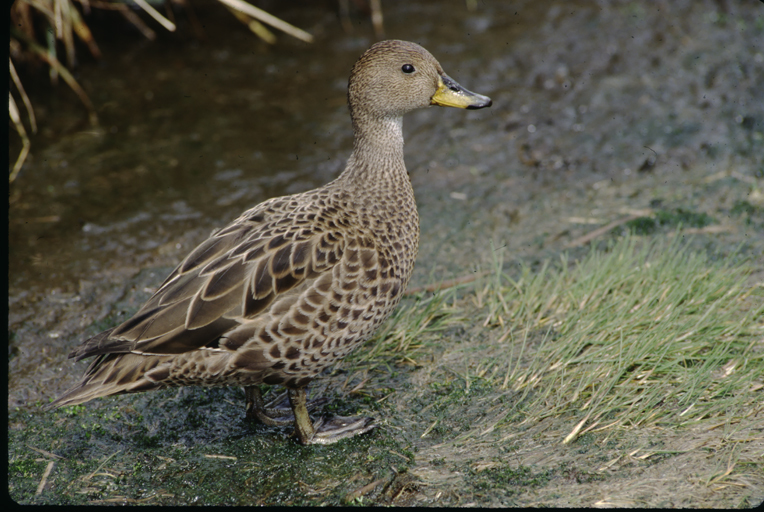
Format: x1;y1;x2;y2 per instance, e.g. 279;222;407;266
69;209;345;362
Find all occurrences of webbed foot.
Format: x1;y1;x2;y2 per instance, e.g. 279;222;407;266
288;388;376;445
306;414;377;445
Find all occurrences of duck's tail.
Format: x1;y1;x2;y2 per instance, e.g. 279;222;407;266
46;352;173;409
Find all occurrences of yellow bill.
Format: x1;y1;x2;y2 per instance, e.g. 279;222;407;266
431;73;492;110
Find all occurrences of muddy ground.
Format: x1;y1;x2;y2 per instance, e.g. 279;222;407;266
8;0;764;506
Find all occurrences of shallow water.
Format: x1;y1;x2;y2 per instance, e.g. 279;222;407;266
7;0;764;505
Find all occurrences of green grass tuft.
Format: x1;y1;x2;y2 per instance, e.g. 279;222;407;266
482;233;763;438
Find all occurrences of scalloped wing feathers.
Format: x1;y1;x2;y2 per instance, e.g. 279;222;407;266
54;189;408;407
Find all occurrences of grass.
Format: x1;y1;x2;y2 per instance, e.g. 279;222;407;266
475;233;763;441
399;233;763;506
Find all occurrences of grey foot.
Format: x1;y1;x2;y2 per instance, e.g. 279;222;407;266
306;415;377;445
287;388;376;445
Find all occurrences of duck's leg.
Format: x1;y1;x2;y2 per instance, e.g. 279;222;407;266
287;387;377;445
245;386;291;426
288;387;317;443
244;386;327;426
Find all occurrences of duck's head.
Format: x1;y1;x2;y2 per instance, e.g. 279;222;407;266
348;40;492;123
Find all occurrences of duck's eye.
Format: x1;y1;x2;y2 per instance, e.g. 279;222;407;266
401;64;415;74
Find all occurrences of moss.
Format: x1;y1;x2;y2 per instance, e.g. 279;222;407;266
10;375;430;505
730;200;763;228
730;200;757;216
656;208;714;227
9;459;44;478
133;430;162;449
626;215;660;235
625;207;715;235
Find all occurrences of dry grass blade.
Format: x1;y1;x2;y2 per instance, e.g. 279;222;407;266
564;213;647;248
132;0;176;31
369;0;385;38
10;58;38;134
35;460;55;496
405;270;489;295
203;454;237;460
343;477;386;503
9;0;314;184
224;5;276;44
9;92;31;183
217;0;314;43
11;27;98;127
338;0;353;33
26;445;64;460
58;0;77;67
79;449;122;486
119;8;157;40
68;1;102;58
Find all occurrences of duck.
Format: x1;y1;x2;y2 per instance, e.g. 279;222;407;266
50;40;492;445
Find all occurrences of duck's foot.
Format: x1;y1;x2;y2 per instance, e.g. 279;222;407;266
306;414;377;445
244;386;327;427
288;388;376;445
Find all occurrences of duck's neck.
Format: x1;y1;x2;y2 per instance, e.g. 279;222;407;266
338;116;408;190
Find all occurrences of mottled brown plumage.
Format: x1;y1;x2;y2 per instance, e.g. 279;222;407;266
50;40;491;444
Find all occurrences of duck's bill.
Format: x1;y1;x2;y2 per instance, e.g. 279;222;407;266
431;74;492;110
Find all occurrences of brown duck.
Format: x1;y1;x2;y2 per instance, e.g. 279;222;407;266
51;40;491;444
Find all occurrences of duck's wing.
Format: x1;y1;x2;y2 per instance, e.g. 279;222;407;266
69;195;347;362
